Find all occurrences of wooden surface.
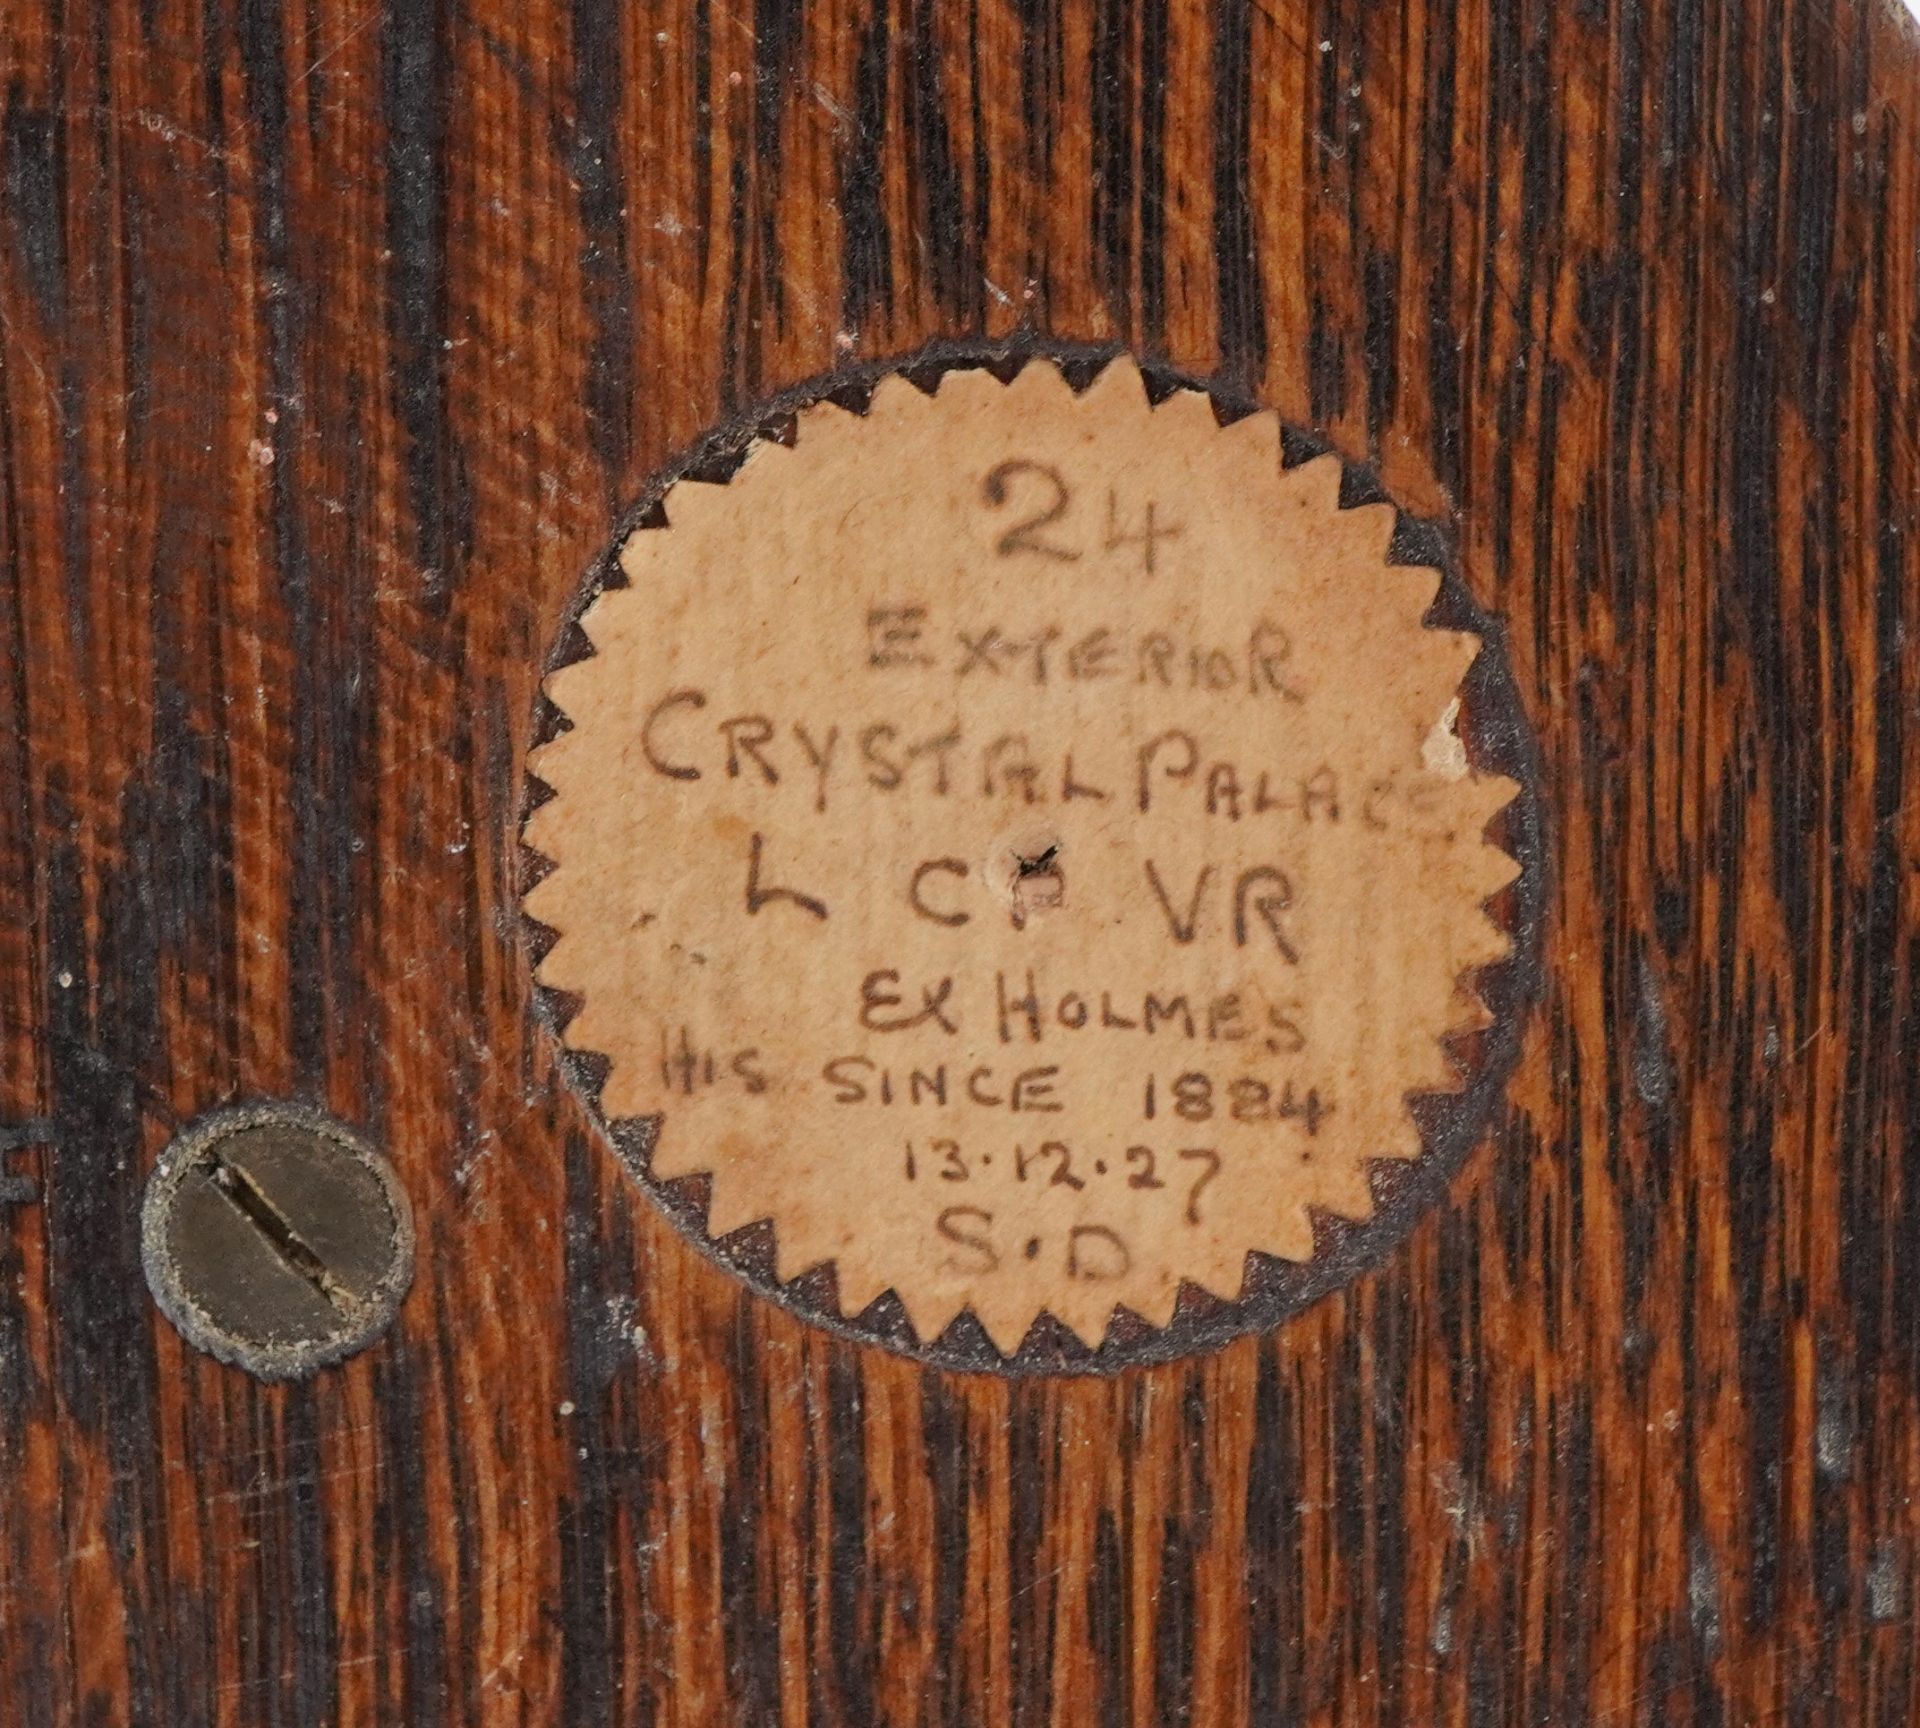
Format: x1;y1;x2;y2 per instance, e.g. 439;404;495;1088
2;0;1918;1722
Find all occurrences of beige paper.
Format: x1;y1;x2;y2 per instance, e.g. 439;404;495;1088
525;358;1518;1354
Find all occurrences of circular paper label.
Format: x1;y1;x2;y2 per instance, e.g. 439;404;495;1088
525;357;1523;1358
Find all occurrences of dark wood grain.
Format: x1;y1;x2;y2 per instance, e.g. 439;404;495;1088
2;0;1918;1722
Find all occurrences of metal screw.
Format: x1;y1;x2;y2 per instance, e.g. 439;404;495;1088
141;1103;414;1382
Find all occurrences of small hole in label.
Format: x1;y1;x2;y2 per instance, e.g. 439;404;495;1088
1014;841;1061;878
1005;836;1065;929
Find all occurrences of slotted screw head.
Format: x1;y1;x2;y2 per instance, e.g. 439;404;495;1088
141;1103;415;1382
